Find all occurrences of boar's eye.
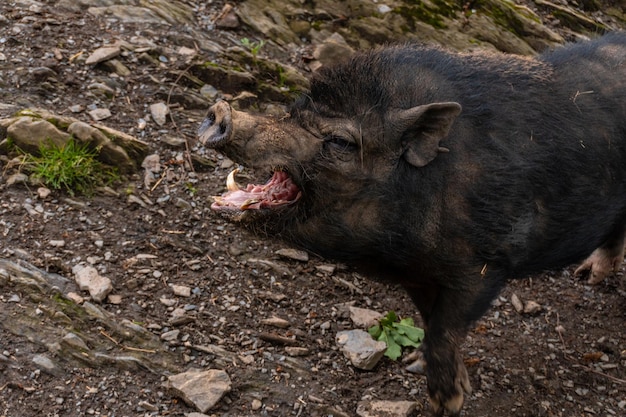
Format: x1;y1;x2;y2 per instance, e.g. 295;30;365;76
324;135;358;153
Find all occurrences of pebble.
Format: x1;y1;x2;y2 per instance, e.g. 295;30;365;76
107;294;122;304
284;347;310;356
137;401;158;412
251;399;262;410
349;306;383;328
37;187;51;199
511;293;523;313
6;173;28;187
32;354;62;376
66;292;84;304
523;300;542;314
200;84;218;99
261;316;290;328
275;248;309;262
150;102;169;126
160;297;177;307
161;329;180;341
171;284;191;297
316;264;336;274
62;332;89;351
72;263;113;302
88;108;112;121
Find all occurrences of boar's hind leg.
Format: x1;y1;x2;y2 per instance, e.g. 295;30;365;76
409;280;505;416
574;226;626;285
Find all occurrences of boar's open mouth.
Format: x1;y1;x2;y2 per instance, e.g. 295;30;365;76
211;168;302;212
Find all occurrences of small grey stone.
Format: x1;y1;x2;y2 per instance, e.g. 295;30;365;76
150;102;169;126
32;354;62;376
200;84;219;99
161;329;180;341
88;108;112;121
175;198;192;210
61;332;89;351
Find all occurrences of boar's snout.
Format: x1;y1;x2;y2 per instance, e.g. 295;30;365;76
198;100;233;146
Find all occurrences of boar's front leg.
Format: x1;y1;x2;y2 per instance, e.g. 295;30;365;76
408;278;504;416
575;226;626;284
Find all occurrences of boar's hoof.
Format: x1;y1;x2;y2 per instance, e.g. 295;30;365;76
198;100;232;146
574;247;624;285
429;360;471;417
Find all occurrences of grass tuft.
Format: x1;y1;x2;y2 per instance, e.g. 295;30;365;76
26;139;119;196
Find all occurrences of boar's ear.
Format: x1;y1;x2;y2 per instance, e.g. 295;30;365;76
394;102;461;168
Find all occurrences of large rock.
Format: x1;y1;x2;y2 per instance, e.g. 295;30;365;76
232;0;618;56
57;0;195;25
1;108;149;173
6;116;71;154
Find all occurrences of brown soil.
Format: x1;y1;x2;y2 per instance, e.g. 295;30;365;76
0;1;624;417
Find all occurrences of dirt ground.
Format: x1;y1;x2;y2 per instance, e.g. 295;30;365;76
0;1;625;417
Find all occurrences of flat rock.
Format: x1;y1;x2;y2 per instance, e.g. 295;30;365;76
349;306;383;328
85;46;121;65
275;248;309;262
168;368;232;413
261;316;291;328
32;354;63;376
356;400;418;417
336;329;386;371
88;108;112;121
7;116;71;154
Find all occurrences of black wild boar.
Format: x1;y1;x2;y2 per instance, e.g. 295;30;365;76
198;33;626;415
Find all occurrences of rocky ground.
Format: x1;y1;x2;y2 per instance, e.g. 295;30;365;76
1;1;625;417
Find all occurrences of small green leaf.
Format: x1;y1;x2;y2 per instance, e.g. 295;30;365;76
368;324;382;338
384;337;403;360
368;311;424;361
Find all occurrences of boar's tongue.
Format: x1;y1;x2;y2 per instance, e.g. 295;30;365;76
211;170;301;211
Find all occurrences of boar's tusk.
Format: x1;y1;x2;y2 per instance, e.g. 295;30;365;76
226;168;241;191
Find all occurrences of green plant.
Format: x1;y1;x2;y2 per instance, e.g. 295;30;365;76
26;139;119;196
240;37;266;59
185;182;197;196
368;311;424;360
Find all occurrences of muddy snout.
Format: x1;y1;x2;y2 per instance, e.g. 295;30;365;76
198;100;233;146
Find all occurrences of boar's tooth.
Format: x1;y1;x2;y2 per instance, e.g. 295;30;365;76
240;199;259;209
226;168;241;191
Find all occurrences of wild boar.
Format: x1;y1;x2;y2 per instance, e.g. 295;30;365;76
198;32;626;415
